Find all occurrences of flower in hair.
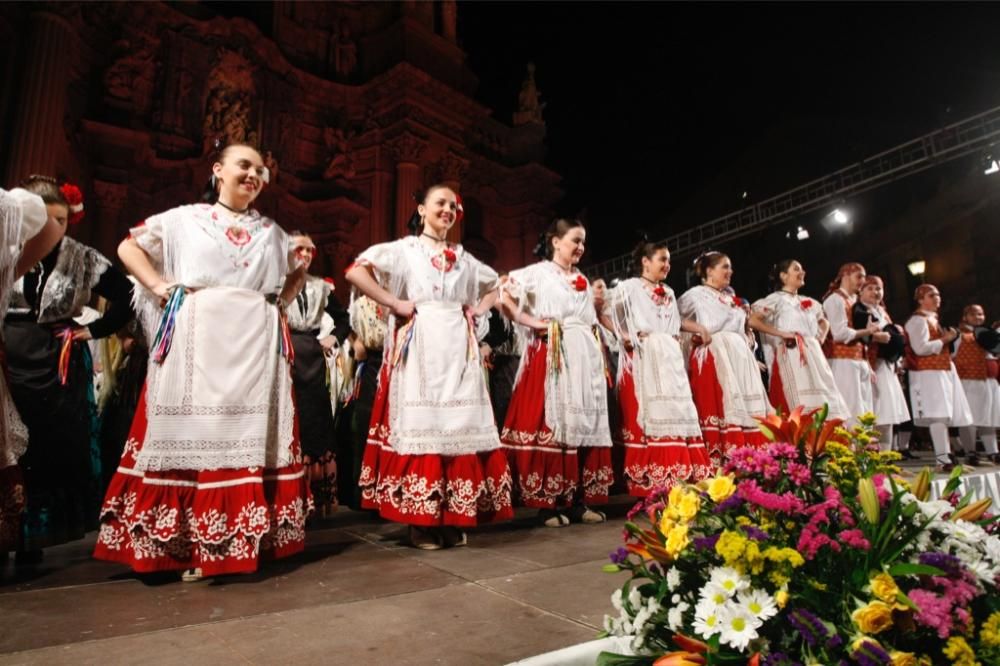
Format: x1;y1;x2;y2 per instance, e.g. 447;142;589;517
60;183;85;225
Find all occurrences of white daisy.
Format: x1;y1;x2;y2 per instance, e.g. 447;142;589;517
737;588;778;622
692;599;724;639
627;587;644;610
709;566;750;595
718;608;761;651
611;588;623;611
700;581;735;606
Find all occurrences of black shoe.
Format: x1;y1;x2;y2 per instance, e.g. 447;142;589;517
898;450;918;460
965;454;982;468
14;549;43;566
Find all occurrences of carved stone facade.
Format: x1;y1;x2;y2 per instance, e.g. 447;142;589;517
0;1;561;285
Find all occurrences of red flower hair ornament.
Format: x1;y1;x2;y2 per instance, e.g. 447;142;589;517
60;183;85;225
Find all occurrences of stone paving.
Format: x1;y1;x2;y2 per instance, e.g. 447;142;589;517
0;500;635;665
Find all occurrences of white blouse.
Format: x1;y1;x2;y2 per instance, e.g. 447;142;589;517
505;261;598;325
678;285;746;334
905;311;945;356
287;275;333;331
356;236;497;306
606;277;681;337
751;291;824;340
132;204;292;294
823;291;861;345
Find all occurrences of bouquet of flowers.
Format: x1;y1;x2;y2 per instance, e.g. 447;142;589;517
600;408;1000;665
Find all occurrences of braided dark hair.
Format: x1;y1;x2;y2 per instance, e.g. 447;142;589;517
769;259;797;292
534;218;584;260
631;232;669;277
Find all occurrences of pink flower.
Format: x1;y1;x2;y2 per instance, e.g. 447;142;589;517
738;479;806;514
837;529;870;551
909;589;953;638
786;462;812;486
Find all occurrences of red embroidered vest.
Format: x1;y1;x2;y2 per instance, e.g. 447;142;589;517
954;330;989;380
826;291;865;361
907;314;952;371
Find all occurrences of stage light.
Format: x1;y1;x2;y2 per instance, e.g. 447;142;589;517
907;260;926;277
796;225;809;240
985;159;1000;175
832;208;849;224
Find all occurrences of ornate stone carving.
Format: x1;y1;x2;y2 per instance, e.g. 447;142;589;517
327;19;358;80
92;180;128;213
202;49;257;151
513;62;545;126
386;133;427;164
103;34;159;115
322;125;357;181
433;151;469;184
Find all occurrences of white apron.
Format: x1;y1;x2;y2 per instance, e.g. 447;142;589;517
544;317;612;448
695;331;771;428
634;332;702;438
388;301;500;456
772;336;851;420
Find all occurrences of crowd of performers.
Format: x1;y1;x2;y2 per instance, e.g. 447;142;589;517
1;142;999;581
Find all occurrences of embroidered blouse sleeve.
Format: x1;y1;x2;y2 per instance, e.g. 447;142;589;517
905;316;943;356
7;188;47;241
355;240;401;285
463;251;500;301
130;210;169;265
824;293;857;343
751;292;781;324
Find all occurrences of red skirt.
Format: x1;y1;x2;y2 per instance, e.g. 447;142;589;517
500;340;613;509
688;347;767;466
359;363;513;527
618;360;711;497
769;359;791;416
93;387;312;576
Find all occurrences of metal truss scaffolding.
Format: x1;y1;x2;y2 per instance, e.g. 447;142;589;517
587;104;1000;279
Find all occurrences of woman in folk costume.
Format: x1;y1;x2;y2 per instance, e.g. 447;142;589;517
953;303;1000;466
0;186;56;555
95;144;311;579
286;232;351;518
337;294;387;510
500;219;613;527
347;185;511;550
904;284;972;471
604;238;710;496
822;263;882;425
6;177;133;562
678;252;771;465
749;259;850;420
857;276;912;453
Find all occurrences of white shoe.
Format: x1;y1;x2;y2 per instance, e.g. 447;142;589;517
181;567;204;582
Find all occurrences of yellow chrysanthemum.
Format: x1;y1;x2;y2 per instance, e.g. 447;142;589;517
715;530;747;567
664;523;689;557
981;611;1000;648
942;636;979;666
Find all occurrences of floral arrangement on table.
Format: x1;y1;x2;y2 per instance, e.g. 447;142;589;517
600;408;1000;666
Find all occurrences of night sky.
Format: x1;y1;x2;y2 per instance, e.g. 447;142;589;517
458;2;1000;264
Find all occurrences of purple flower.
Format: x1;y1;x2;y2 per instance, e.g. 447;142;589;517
918;551;962;576
851;640;891;666
713;494;744;513
609;547;628;565
761;654;803;666
826;634;843;649
743;526;769;541
786;608;829;647
693;533;721;551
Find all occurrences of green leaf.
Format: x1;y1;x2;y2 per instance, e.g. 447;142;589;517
595;652;655;666
757;423;776;442
895;590;919;611
888;563;945;577
603;564;622;573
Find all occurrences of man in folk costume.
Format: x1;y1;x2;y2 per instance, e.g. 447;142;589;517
822;263;882;425
953;303;1000;465
905;284;973;471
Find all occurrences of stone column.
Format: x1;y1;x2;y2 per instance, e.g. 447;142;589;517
440;1;458;42
4;11;73;183
91;180;128;258
388;133;427;238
